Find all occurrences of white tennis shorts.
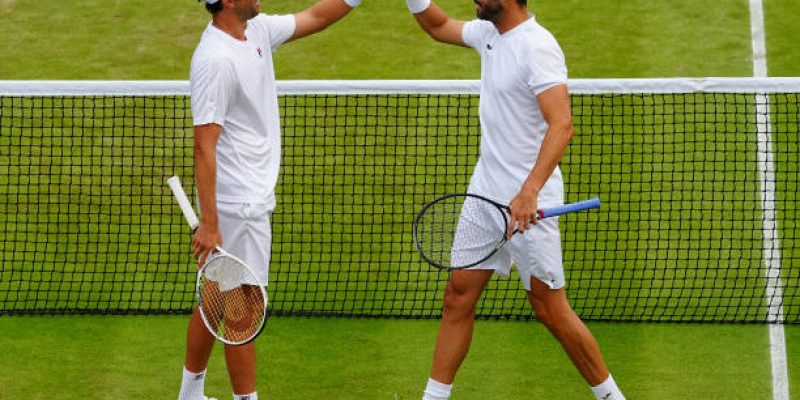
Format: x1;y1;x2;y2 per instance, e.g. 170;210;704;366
214;201;272;287
451;206;564;291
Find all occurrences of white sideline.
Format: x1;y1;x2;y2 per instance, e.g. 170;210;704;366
749;0;790;399
750;0;768;77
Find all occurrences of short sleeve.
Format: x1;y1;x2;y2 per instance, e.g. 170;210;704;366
191;57;237;126
462;20;495;51
249;14;296;51
524;38;568;95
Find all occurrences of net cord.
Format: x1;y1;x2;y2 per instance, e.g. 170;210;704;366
2;78;800;96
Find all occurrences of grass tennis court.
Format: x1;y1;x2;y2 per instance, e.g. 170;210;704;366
0;316;782;399
1;0;799;399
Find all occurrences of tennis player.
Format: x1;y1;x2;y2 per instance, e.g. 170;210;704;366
404;0;626;399
177;0;360;399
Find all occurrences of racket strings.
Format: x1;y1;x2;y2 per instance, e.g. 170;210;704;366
416;196;507;268
199;256;266;344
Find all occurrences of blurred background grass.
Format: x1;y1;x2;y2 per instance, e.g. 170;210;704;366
0;0;798;399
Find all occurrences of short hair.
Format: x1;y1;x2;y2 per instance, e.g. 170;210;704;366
199;0;223;14
516;0;527;5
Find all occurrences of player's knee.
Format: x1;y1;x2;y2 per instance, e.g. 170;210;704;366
442;283;478;319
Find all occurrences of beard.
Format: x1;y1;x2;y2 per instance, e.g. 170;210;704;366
475;0;502;22
248;1;260;19
236;0;260;20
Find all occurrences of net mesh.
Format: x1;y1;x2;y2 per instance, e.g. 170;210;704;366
0;80;797;323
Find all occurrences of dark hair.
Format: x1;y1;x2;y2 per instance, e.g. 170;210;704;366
198;0;223;14
516;0;526;5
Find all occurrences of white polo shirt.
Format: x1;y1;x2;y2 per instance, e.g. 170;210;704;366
190;14;295;209
462;17;568;208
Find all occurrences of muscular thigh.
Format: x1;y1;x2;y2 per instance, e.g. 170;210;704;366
446;269;494;298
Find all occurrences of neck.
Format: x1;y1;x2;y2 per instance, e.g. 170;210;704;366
212;12;248;41
494;5;529;34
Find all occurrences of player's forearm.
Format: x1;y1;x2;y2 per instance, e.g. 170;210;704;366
523;84;573;196
412;3;447;34
307;0;354;28
193;126;220;228
291;0;355;40
523;119;573;195
411;2;466;46
194;156;218;227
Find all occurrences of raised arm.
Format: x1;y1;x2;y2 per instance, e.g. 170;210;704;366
289;0;359;42
406;0;467;46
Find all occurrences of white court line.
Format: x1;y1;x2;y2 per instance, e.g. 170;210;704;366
750;0;768;76
749;1;790;399
756;93;790;400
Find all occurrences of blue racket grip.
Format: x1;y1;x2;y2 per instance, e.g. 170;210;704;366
537;197;600;219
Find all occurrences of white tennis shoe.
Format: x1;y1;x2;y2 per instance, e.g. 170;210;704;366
203;396;218;400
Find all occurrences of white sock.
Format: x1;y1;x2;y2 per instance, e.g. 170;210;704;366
233;393;257;400
591;374;625;400
178;367;208;400
422;377;452;400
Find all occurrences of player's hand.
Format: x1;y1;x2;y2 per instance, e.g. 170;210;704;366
192;222;223;269
507;188;538;239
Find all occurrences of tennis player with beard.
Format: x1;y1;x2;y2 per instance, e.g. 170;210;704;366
177;0;360;399
404;0;626;399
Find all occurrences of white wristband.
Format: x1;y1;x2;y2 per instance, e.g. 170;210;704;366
405;0;431;13
343;0;361;7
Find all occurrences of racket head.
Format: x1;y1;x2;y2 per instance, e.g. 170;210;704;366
196;248;268;346
413;193;510;270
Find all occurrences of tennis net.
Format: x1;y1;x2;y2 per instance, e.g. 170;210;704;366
0;79;797;323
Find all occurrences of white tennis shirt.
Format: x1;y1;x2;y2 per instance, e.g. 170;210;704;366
190;14;295;209
462;17;568;207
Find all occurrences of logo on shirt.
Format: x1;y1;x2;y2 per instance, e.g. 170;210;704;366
256;47;263;58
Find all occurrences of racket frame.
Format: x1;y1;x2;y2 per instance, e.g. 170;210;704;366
413;193;601;270
196;246;268;346
413;193;511;270
167;175;268;346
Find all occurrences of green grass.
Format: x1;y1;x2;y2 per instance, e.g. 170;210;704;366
788;326;800;397
0;316;774;399
0;0;798;398
764;0;800;76
535;0;754;77
2;0;798;79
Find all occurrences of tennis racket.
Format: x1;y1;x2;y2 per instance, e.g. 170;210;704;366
167;176;268;346
413;193;600;270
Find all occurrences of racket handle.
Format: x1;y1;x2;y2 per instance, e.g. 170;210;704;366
538;197;601;219
167;176;200;231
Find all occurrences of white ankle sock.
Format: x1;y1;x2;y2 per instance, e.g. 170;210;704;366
233;393;257;400
591;374;625;400
422;377;452;400
178;367;208;400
